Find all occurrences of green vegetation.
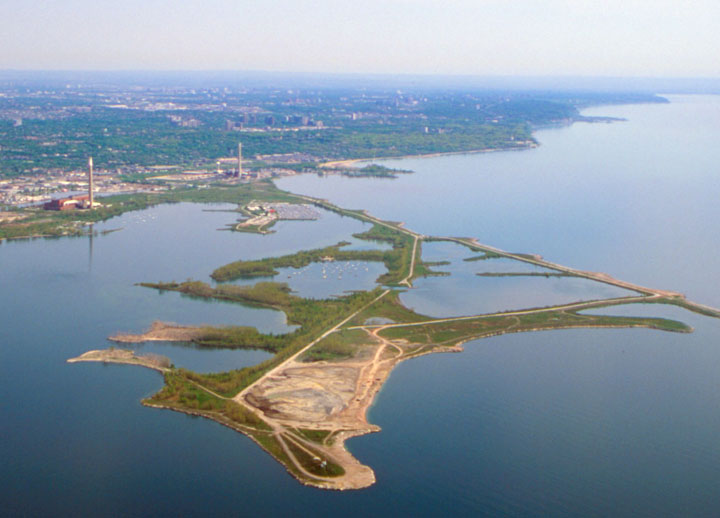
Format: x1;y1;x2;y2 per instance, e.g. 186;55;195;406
463;252;502;262
347;290;428;326
195;325;284;352
352;224;415;285
211;242;387;281
19;80;687;489
301;329;372;362
55;186;706;490
293;428;332;444
141;279;383;396
211;222;419;287
284;438;345;477
638;297;720;319
0;78;667;179
146;369;270;430
0;181;293;240
340;164;412;178
353;223;409;249
411;259;450;278
378;308;692;351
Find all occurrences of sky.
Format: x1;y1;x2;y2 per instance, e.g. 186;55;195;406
1;0;718;77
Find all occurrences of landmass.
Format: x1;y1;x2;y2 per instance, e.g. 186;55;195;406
1;74;666;237
109;321;205;343
67;190;720;490
4;76;701;489
68;348;171;372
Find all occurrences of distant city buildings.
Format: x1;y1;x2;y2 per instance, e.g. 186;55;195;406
225;120;243;131
168;115;201;128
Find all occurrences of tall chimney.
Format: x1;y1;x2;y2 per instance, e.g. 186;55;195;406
88;156;94;208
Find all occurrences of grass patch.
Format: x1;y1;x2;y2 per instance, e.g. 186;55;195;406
284;438;345;478
141;280;383;396
301;329;373;362
211;221;416;287
352;224;415;285
463;252;502;261
347;290;428;326
293;429;332;444
145;369;271;431
211;242;386;281
377;308;692;351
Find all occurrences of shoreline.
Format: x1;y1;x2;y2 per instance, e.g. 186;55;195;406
1;144;538;242
109;321;204;343
65;195;712;489
319;142;538;169
67;348;171;372
62;166;720;491
67;315;691;490
140;401;360;491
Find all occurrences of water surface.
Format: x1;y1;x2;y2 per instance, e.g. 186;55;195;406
403;240;634;317
277;95;720;307
4;96;720;516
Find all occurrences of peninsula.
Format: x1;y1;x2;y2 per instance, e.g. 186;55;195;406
68;189;720;490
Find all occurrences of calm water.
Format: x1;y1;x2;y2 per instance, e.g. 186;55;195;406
232;260;388;300
402;241;634;317
278;95;720;308
4;96;720;516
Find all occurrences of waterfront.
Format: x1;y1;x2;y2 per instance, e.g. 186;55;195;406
3;96;720;515
279;95;720;308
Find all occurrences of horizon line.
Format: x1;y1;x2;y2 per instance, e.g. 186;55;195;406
1;69;720;81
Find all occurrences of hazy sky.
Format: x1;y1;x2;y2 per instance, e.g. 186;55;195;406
1;0;718;76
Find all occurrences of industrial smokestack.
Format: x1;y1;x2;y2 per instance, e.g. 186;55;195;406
88;157;94;208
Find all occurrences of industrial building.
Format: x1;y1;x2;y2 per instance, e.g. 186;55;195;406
44;157;95;211
43;194;91;211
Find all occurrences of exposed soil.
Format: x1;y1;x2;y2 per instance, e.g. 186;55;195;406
67;348;171;371
109;321;204;343
0;212;26;223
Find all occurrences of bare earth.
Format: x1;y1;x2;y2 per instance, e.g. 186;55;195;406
0;212;26;223
109;321;204;343
319;145;537;169
67;348;171;371
237;326;461;489
66;194;720;490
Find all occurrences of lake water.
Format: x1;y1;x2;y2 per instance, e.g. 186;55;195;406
231;260;388;300
279;95;720;308
4;95;720;516
402;241;635;317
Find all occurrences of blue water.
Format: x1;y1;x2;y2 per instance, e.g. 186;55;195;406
4;96;720;516
278;95;720;308
231;260;388;300
402;240;634;317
